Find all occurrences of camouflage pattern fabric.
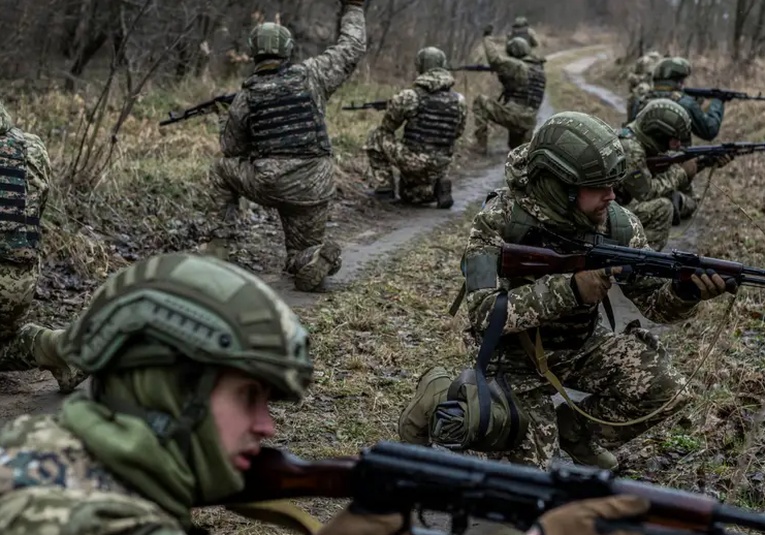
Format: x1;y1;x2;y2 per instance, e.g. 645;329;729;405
0;414;183;535
364;69;467;202
624;198;673;251
508;26;540;48
625;52;662;122
473;37;541;151
636;89;724;141
209;5;365;277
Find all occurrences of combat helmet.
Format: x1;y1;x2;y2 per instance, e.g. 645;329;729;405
527;111;627;187
633;98;692;153
415;46;447;74
512;16;529;28
59;252;313;402
653;56;692;82
248;22;295;60
506;37;531;59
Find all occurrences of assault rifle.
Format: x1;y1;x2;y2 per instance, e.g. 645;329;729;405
450;64;493;72
227;441;765;535
683;87;765;102
159;92;237;127
341;100;388;111
500;241;765;289
645;141;765;174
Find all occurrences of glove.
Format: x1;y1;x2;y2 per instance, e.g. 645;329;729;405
483;24;494;36
572;267;622;305
680;158;698;179
672;268;739;301
342;0;365;6
319;507;405;535
706;153;735;169
532;496;650;535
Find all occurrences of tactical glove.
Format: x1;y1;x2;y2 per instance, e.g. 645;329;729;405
483;24;494;36
672;268;738;301
319;507;405;535
572;267;622;305
703;153;735;170
531;495;649;535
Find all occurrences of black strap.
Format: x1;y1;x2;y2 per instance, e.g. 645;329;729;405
475;292;508;437
0;167;25;180
602;294;617;332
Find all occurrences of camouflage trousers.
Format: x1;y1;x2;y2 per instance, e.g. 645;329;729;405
472;96;536;151
0;260;41;372
626;197;673;251
486;322;690;469
209;156;335;275
364;127;453;203
673;183;698;221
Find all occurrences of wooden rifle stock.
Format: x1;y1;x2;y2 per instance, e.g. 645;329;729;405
228;447;356;503
500;243;588;278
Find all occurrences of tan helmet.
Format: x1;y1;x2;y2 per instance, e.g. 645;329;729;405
506;37;531;59
248;22;295;60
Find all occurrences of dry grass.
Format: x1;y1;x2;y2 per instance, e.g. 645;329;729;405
585;49;765;509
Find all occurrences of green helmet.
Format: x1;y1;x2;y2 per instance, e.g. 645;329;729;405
653;56;691;82
634;98;692;151
59;252;313;402
415;46;447;74
248;22;295;60
528;111;627;187
506;37;531;59
513;16;529;28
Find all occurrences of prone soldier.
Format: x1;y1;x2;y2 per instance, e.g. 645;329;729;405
0;101;86;392
399;112;734;471
0;251;648;535
473;27;546;154
633;57;725;141
365;46;468;208
208;0;366;292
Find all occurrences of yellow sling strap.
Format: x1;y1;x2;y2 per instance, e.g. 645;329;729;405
227;500;324;535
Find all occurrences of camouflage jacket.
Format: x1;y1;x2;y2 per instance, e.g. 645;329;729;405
639;88;724;141
508;27;539;48
380;69;467;145
482;37;532;102
220;5;366;159
619;134;690;202
0;414;184;535
463;146;700;348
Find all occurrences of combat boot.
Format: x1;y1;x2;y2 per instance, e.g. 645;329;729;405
556;403;619;471
398;366;451;445
434;178;454;210
22;323;88;394
293;241;342;292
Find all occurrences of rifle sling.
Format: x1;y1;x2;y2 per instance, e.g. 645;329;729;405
448;282;466;317
475;293;509;437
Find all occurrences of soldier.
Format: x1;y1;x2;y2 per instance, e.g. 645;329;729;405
208;0;366;292
473;27;546;154
619;99;734;245
625;50;662;123
508;16;540;49
0;250;647;535
399;112;735;471
632;57;724;141
0;101;86;393
365;46;468;208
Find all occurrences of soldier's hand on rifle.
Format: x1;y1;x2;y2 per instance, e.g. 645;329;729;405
529;495;649;535
483;24;494;36
572;267;623;305
320;507;404;535
707;153;735;169
673;268;739;301
680;159;698;179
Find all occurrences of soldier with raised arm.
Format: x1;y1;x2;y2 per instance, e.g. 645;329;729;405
208;0;366;292
473;27;546;154
365;46;467;208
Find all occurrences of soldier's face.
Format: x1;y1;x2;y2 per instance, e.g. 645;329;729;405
210;369;276;471
576;186;615;224
669;138;682;150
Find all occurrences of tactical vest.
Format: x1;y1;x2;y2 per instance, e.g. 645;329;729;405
244;65;332;159
614;127;636;205
500;200;633;352
510;27;530;41
402;88;463;155
0;129;42;264
502;60;546;110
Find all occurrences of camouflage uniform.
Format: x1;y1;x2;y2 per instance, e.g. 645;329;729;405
633;57;724;141
0;102;84;392
460;144;699;469
508;17;540;48
0;252;315;534
364;67;467;206
209;5;366;291
473;36;546;152
625;51;662;123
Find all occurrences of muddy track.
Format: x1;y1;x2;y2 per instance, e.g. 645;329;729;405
0;46;675;429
